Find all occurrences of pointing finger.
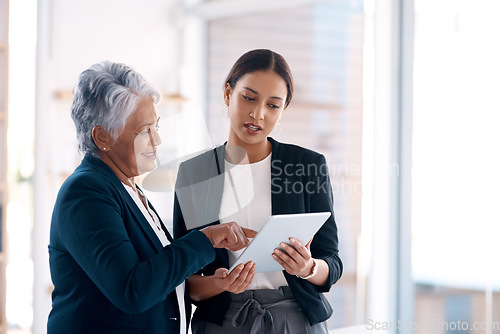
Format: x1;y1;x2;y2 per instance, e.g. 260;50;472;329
242;227;257;238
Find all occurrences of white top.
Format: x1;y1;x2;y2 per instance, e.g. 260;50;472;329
123;183;186;334
219;153;288;289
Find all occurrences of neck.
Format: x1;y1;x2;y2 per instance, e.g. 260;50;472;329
124;178;136;189
226;135;271;164
99;153;136;188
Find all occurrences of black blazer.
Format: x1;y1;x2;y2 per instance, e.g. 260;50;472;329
48;155;216;334
173;138;342;326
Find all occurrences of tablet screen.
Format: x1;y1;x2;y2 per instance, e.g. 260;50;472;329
228;212;331;273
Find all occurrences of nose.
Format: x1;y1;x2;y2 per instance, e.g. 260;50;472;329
250;104;265;120
148;126;162;147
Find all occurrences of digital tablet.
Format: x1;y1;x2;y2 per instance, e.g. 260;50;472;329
228;212;331;273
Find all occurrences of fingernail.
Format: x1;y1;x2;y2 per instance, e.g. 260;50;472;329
290;238;296;243
280;242;286;247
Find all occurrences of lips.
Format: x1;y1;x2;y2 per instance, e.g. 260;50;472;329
244;123;263;135
141;151;157;160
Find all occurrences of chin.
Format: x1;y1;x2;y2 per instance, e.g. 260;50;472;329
240;134;267;145
137;161;157;175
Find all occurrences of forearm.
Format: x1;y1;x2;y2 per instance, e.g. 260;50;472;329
188;274;225;302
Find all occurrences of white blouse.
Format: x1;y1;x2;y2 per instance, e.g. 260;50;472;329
219;153;288;290
123;183;186;334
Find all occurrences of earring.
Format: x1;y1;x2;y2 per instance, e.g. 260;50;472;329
222;104;229;119
102;147;107;151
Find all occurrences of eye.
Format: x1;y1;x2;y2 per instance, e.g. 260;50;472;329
268;103;281;109
136;127;152;136
242;94;255;101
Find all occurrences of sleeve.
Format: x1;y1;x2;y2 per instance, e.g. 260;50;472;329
308;154;343;292
53;174;215;314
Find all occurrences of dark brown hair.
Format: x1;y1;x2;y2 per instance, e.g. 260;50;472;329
224;49;294;108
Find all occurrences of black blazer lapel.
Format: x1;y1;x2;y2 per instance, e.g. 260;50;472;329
136;184;174;243
149;203;173;243
269;137;306;215
120;185;166;251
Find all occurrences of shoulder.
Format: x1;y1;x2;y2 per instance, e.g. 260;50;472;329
176;146;223;187
58;155;121;199
270;138;326;164
179;147;218;168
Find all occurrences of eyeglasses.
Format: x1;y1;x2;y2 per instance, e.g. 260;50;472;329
134;123;161;145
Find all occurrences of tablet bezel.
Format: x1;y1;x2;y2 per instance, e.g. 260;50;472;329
228;212;331;273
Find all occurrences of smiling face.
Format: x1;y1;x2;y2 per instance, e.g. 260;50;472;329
225;70;287;158
98;97;162;183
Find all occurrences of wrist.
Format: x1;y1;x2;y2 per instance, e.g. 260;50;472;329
296;258;318;279
200;227;213;243
200;228;209;238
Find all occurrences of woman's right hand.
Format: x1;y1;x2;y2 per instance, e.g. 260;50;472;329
201;222;257;251
213;262;256;294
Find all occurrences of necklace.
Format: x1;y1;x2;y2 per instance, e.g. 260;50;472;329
136;188;163;231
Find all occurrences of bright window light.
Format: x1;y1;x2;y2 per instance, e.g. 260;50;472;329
412;0;500;291
7;0;37;332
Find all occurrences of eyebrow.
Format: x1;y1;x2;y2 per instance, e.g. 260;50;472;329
139;117;160;128
243;87;284;101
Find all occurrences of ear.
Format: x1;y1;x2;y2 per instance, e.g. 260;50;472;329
223;82;232;106
92;126;113;151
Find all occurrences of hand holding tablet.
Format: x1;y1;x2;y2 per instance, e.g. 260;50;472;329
228;212;331;273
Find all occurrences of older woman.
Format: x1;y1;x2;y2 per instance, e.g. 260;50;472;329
47;61;255;334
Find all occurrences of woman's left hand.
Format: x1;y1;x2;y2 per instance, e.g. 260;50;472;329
272;238;315;277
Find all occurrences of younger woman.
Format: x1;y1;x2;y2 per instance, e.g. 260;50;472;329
174;49;342;334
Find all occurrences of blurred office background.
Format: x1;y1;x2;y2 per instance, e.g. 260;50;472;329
1;0;499;333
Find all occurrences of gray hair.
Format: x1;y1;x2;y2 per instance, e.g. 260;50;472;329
71;61;161;157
